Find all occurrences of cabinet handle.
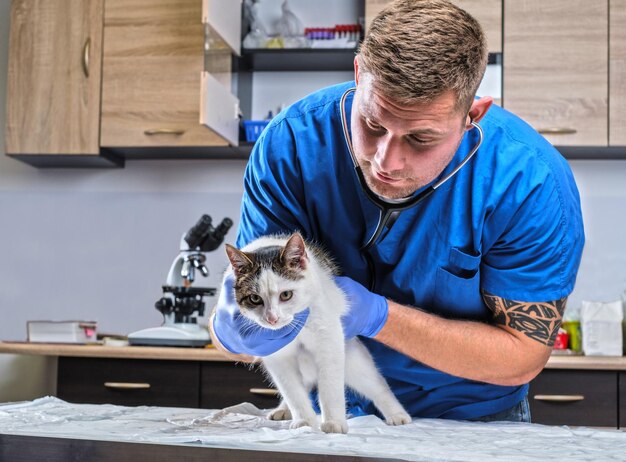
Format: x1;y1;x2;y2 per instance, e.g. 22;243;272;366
82;38;90;78
144;128;186;136
533;394;585;402
537;127;577;135
249;388;279;397
104;382;151;390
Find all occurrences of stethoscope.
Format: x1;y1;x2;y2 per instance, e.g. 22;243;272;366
339;88;484;289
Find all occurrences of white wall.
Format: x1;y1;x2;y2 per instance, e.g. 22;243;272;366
567;162;626;309
1;0;625;402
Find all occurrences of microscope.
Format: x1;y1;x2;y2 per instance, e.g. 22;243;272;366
128;214;233;347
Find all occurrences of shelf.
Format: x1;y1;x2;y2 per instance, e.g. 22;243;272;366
103;145;252;161
97;144;626;162
236;48;358;72
235;50;502;73
555;146;626;160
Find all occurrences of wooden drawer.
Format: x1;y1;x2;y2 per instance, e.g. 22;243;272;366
528;370;618;427
201;362;280;410
619;372;626;429
57;357;200;408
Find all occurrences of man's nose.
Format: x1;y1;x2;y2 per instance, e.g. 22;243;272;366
374;136;405;173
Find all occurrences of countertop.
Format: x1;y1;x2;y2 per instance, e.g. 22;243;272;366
1;341;626;369
0;341;231;362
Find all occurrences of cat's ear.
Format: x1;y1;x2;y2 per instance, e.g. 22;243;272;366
225;244;255;276
281;233;308;270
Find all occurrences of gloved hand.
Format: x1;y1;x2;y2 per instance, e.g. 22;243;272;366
211;274;309;356
335;276;389;339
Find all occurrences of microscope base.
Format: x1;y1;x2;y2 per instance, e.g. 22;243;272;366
128;325;211;348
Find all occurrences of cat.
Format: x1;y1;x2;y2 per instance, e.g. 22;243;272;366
223;232;411;434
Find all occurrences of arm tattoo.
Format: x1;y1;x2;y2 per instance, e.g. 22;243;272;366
481;290;567;347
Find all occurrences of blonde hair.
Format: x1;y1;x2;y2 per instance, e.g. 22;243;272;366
358;0;488;113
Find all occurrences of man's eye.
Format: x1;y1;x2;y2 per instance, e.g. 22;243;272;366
409;136;430;145
248;294;263;305
364;118;385;133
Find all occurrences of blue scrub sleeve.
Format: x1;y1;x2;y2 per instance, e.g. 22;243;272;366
236;119;310;248
481;166;584;302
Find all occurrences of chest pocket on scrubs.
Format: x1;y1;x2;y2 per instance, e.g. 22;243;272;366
433;247;486;320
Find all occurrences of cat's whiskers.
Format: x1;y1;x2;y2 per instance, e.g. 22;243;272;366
240;320;264;338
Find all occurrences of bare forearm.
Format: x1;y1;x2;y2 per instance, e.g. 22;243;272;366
374;301;551;386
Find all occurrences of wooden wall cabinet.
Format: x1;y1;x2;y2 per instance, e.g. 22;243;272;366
5;0;241;167
503;0;609;147
610;0;626;146
5;0;110;166
100;0;237;151
365;0;502;53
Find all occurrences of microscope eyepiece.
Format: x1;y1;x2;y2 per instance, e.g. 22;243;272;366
183;214;233;251
184;214;212;249
214;218;233;239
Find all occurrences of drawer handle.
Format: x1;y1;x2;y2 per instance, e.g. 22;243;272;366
104;382;151;390
533;394;585;402
537;127;577;135
144;128;186;136
82;38;90;78
249;388;279;397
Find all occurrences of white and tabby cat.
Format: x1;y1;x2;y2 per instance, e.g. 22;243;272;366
223;232;411;434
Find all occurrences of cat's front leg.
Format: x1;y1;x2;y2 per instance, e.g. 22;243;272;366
313;324;349;434
262;354;317;430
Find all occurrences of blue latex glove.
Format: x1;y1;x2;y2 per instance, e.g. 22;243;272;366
335;276;389;339
212;274;309;356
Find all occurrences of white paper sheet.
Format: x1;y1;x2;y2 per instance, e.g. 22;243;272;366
1;397;625;461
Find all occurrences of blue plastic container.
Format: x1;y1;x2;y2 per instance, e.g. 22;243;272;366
243;120;270;142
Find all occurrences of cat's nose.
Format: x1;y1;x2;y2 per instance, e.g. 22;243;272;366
266;313;279;325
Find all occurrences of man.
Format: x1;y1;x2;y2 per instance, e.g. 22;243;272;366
210;0;584;422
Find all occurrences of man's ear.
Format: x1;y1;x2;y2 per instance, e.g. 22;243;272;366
225;244;255;277
354;55;360;85
466;96;493;129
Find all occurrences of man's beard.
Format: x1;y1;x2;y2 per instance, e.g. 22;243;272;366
358;161;424;200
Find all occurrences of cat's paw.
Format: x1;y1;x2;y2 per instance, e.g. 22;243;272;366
385;412;412;426
267;407;292;421
289;417;316;430
320;419;348;434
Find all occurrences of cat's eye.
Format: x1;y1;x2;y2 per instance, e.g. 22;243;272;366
279;291;293;301
248;294;263;305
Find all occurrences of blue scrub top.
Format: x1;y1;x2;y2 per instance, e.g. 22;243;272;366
236;81;585;420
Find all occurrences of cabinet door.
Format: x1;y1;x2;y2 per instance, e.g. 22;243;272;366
201;362;280;410
200;0;242;146
364;0;502;53
5;0;103;156
100;0;229;148
528;370;618;427
452;1;502;53
203;0;242;56
503;0;608;146
610;0;626;146
57;357;201;408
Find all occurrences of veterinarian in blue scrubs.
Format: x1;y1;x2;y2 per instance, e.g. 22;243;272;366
211;0;584;422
